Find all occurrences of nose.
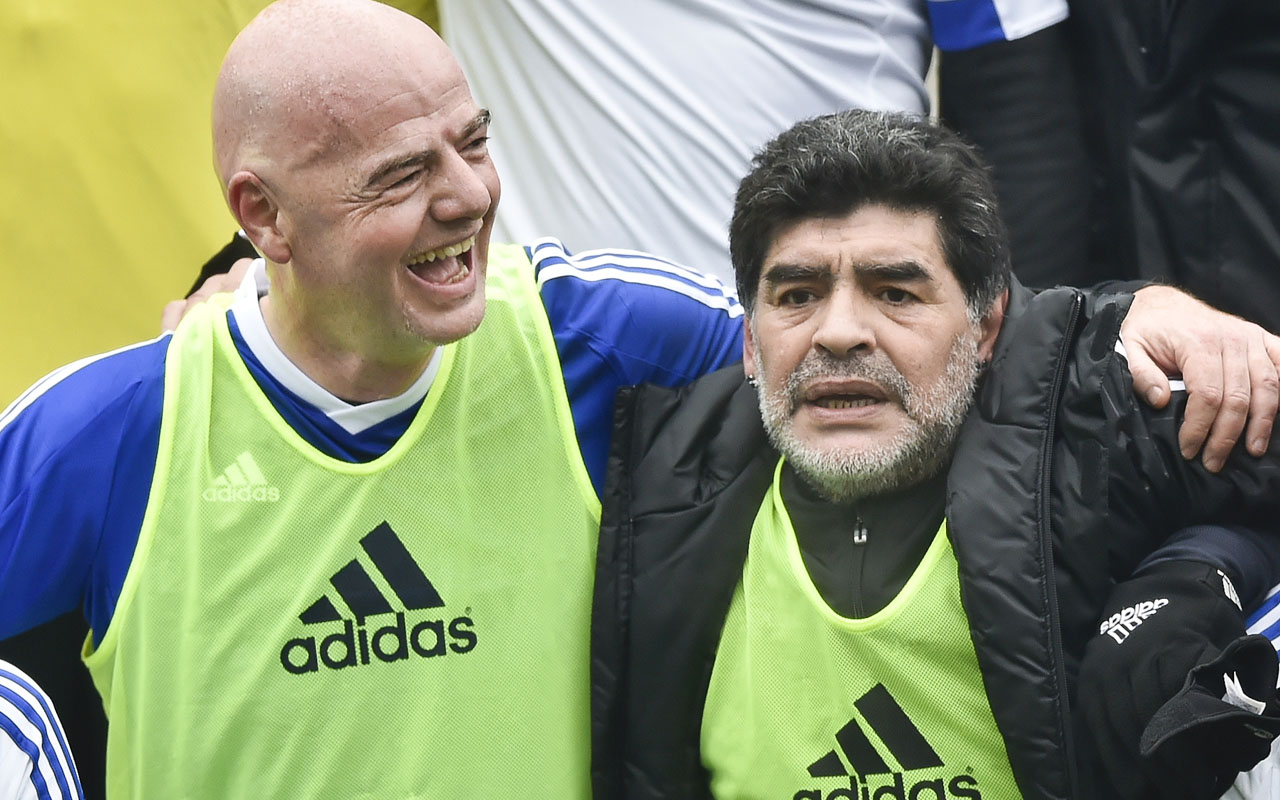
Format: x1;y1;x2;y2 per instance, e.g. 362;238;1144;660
812;288;875;358
430;152;493;223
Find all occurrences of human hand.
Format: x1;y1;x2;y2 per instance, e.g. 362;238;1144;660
161;257;254;332
1076;560;1280;799
1122;285;1280;472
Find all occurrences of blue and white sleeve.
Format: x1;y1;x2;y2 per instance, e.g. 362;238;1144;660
0;661;83;800
928;0;1068;52
532;237;745;492
1246;584;1280;657
0;338;168;643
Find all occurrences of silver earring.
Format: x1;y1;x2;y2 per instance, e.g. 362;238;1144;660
746;374;758;389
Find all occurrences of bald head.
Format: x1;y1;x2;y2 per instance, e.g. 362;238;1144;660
212;0;456;191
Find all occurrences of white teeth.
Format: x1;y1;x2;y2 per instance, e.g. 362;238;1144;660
407;234;477;266
819;397;877;409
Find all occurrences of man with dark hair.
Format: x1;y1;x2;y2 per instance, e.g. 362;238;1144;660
592;110;1280;800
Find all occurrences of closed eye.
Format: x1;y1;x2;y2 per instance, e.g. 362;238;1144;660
387;169;422;190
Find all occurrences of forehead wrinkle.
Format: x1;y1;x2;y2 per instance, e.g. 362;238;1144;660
363;150;433;191
359;108;491;191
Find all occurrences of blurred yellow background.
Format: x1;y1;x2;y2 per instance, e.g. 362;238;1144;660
0;0;439;406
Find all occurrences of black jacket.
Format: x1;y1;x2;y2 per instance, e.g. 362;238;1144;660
1068;0;1280;332
942;3;1280;332
591;283;1280;799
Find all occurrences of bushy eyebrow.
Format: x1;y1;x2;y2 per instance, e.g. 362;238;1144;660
858;261;932;284
362;109;492;191
461;109;492;140
762;263;831;286
762;260;932;286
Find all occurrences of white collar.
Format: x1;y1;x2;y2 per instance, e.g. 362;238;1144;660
228;259;441;434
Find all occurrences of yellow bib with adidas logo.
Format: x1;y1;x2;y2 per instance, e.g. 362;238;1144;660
701;459;1020;800
83;244;600;799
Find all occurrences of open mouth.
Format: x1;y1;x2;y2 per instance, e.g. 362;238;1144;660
406;234;478;285
811;395;882;409
798;380;892;414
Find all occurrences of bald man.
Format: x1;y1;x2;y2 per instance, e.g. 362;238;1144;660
3;0;1280;797
0;1;740;795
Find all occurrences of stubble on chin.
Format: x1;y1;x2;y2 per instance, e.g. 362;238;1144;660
753;332;982;503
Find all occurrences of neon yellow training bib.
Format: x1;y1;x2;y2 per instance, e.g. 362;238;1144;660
85;245;601;799
702;460;1020;800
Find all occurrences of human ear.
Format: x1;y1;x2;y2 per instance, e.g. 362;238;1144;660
743;317;757;382
977;290;1009;363
226;171;291;265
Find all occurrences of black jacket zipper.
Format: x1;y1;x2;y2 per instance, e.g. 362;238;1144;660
1038;291;1084;797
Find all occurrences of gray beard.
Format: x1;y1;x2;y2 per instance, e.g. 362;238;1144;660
753;333;982;503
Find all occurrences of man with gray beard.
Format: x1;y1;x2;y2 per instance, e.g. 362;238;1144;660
754;335;980;503
590;110;1280;800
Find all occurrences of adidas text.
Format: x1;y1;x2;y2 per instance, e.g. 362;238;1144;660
201;485;280;503
280;612;477;674
1099;598;1168;644
204;452;279;502
793;773;981;800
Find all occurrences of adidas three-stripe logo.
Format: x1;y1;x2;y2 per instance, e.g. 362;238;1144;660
807;684;942;778
202;452;280;502
299;522;444;624
793;683;982;800
280;523;477;675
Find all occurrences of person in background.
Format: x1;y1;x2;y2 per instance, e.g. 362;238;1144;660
438;0;1082;286
944;0;1280;332
0;660;82;800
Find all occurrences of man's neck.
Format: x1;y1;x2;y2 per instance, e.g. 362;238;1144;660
259;294;433;403
782;465;947;618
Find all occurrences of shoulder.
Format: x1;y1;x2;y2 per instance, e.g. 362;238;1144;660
529;237;744;384
529;236;741;318
0;661;82;799
928;0;1068;51
0;336;170;482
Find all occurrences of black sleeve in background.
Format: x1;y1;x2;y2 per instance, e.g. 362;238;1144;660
1137;525;1280;612
939;23;1101;290
187;232;258;297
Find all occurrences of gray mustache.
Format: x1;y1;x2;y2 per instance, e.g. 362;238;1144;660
783;352;909;412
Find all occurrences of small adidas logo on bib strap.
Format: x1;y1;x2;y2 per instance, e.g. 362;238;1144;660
202;452;280;502
793;684;981;799
280;522;477;675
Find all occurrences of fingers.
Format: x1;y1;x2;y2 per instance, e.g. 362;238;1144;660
1243;335;1280;457
158;257;256;333
161;300;188;333
1126;339;1171;410
1187;334;1250;473
1124;286;1279;469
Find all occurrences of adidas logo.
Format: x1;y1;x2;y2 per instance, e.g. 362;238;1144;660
1098;597;1168;644
202;452;280;502
1220;569;1242;610
280;522;476;674
793;684;981;800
